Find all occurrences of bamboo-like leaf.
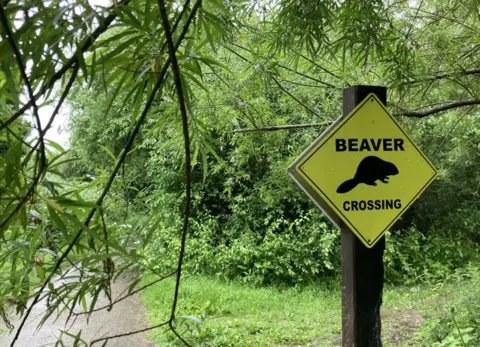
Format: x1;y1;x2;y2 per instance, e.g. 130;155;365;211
201;14;217;53
50;197;99;209
118;5;146;33
41;197;65;213
196;54;231;72
47;206;67;232
200;137;220;161
191;142;199;168
182;71;208;92
76;50;88;81
127;277;141;294
45;139;66;153
98;144;116;161
199;146;208;181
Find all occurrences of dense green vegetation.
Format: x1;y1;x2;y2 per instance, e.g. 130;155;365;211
1;0;479;345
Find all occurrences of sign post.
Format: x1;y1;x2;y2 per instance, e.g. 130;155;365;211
341;86;387;347
288;85;437;346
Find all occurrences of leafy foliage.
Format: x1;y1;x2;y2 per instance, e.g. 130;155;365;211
1;0;480;344
418;265;480;346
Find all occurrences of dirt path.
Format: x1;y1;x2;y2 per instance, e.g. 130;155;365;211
0;273;155;347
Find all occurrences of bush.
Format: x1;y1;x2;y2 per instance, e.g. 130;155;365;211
385;228;479;285
418;265;480;346
143;203;478;286
143;209;341;286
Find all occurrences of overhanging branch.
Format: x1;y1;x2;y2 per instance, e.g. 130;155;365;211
158;1;195;346
400;97;480;117
405;67;480;85
228;122;331;134
229;98;480;133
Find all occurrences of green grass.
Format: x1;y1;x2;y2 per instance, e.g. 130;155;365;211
141;275;341;346
141;269;479;346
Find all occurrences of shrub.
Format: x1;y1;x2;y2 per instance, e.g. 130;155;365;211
418;265;480;346
385;228;479;285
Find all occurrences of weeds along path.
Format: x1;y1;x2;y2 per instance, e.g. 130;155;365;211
0;270;154;347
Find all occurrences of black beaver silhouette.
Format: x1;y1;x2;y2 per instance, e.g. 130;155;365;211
336;156;399;194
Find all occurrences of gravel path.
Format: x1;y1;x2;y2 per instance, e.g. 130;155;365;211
0;273;155;347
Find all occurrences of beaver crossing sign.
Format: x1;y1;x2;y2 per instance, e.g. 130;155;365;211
288;93;437;248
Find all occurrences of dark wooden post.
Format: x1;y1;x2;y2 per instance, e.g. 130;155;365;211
342;86;386;347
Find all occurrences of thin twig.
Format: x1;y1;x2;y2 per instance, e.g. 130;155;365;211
158;3;194;347
0;68;78;233
74;271;176;316
0;0;132;133
297;51;341;80
170;325;192;346
0;174;41;232
431;108;471;160
400;98;480;117
4;126;32;148
271;76;320;117
11;78;164;346
279;78;332;89
99;210;113;311
405;67;480;85
90;321;170;345
403;0;425;48
230;97;480;134
227;42;338;89
228;121;332;134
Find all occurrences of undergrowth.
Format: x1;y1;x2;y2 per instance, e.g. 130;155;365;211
417;264;480;346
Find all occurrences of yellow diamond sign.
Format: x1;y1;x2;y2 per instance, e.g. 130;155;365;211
289;93;437;248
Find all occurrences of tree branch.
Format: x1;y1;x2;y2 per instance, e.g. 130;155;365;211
279;77;334;89
229;98;480;133
405;67;480;85
158;4;194;347
297;51;341;80
0;66;79;246
90;321;170;345
228;121;332;134
271;76;320;117
400;98;480;117
227;42;338;89
0;0;132;133
74;271;176;316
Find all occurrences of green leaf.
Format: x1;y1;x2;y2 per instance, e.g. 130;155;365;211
45;139;66;153
182;71;208;92
127;278;141;294
47;206;67;231
191;143;199;168
118;6;145;32
76;50;88;81
98;144;116;161
196;55;231;73
51;197;98;209
199;146;208;182
202;15;217;53
200;138;220;161
42;197;65;213
38;248;58;257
